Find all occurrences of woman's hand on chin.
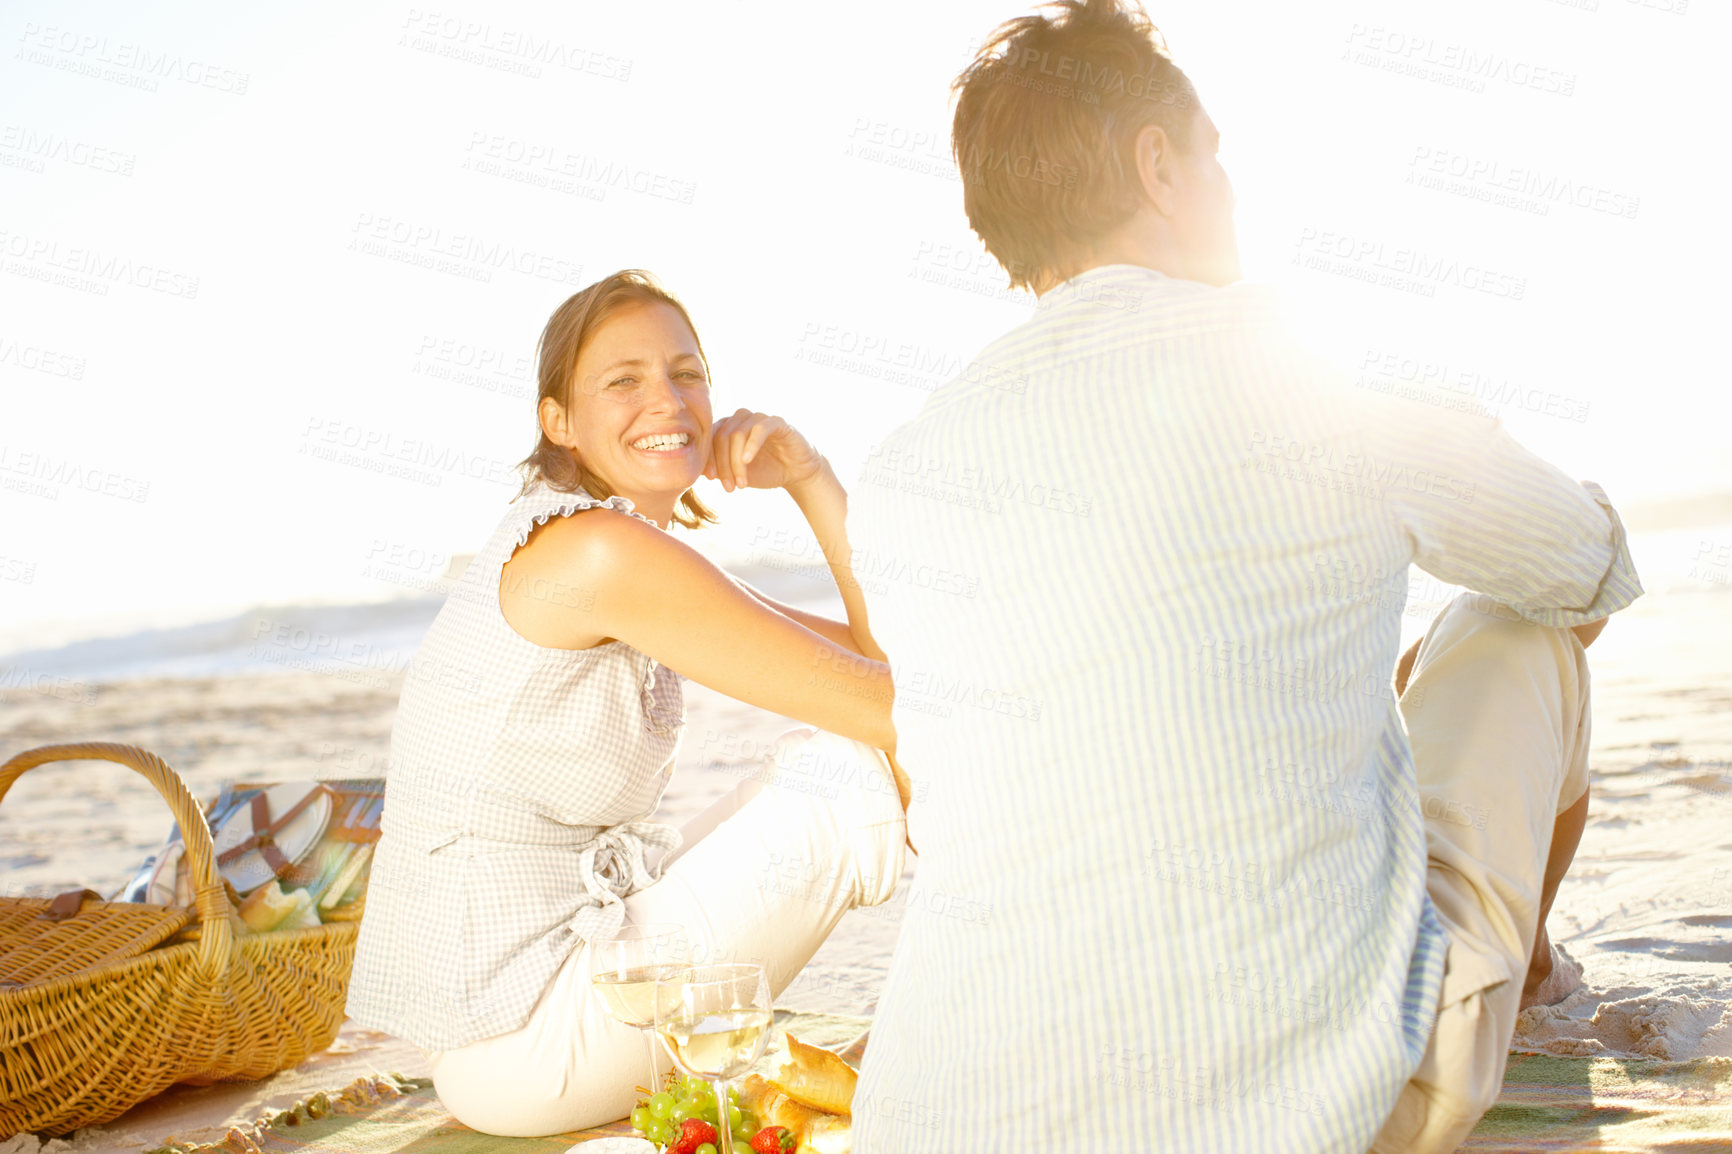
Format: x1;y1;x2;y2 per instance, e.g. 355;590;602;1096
702;408;824;493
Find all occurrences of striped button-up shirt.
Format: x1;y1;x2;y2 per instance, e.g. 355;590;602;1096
848;264;1641;1151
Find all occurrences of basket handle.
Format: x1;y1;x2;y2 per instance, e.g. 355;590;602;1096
0;742;236;979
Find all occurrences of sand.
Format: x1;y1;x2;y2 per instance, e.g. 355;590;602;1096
1;583;1728;1149
0;662;905;1151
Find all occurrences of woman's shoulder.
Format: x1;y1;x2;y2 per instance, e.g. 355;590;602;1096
507;481;660;546
490;481;671;577
509;482;669;567
497;484;691;650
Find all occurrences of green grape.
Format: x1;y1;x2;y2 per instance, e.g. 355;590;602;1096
645;1119;673;1146
648;1091;676;1119
669;1103;691;1125
739;1109;759;1133
697;1144;718;1154
727;1104;743;1129
629;1105;652;1132
732;1128;753;1147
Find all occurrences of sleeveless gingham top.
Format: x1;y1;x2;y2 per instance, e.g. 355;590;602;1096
346;483;685;1050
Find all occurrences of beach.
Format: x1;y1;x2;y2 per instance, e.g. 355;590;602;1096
0;610;906;1151
1;569;1729;1149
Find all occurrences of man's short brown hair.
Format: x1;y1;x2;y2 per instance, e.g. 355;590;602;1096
952;0;1197;292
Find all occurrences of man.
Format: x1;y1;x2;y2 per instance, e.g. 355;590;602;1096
846;1;1641;1150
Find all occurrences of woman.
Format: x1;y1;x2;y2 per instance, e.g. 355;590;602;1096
346;269;909;1136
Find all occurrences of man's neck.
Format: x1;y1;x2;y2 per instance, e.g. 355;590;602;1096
1035;227;1186;297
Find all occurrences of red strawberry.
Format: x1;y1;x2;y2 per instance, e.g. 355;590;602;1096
750;1125;797;1154
668;1117;718;1154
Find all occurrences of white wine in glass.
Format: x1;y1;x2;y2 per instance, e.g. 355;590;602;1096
656;963;772;1154
589;923;692;1093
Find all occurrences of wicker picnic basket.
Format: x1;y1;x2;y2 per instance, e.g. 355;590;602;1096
0;743;366;1137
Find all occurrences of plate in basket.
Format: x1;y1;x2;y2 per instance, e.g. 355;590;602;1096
211;782;333;894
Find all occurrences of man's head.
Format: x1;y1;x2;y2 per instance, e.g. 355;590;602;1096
952;0;1240;292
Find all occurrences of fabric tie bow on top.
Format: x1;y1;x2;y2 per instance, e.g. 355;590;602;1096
567;818;682;942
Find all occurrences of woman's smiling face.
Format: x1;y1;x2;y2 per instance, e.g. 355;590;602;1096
541;299;713;524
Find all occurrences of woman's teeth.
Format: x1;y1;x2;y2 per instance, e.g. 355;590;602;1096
632;433;689;451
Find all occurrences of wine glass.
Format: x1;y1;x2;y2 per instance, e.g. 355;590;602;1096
655;963;773;1154
589;922;693;1096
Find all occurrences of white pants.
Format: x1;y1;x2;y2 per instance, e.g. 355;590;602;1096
1369;595;1592;1154
428;728;907;1137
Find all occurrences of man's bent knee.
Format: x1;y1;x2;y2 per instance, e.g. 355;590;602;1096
1413;593;1584;699
1438;592;1552;645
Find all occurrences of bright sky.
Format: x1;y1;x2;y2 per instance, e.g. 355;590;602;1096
2;0;1726;652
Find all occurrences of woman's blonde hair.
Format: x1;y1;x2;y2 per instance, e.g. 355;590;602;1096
517;269;717;529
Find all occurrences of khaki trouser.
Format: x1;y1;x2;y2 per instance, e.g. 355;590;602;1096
1369;594;1592;1153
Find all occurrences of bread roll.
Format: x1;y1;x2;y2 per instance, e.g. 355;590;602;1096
742;1081;822;1131
280;886;323;930
739;1074;776;1109
754;1091;851;1153
802;1113;851;1154
772;1032;858;1115
741;1047;856;1153
237;880;298;932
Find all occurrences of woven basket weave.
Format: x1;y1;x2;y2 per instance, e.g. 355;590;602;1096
0;743;361;1137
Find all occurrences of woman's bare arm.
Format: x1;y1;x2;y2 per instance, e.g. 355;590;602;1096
733;579;859;653
501;508;894;751
707;417;886;663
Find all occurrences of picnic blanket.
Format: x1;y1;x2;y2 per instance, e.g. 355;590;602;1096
135;1018;1732;1153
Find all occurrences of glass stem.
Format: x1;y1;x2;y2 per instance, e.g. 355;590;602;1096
643;1030;661;1097
712;1077;734;1154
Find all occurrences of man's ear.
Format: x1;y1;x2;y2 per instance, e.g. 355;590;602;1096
539;394;571;447
1133;122;1180;216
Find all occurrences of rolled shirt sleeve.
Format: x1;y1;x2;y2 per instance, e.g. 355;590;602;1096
1391;419;1644;627
1524;479;1644;626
